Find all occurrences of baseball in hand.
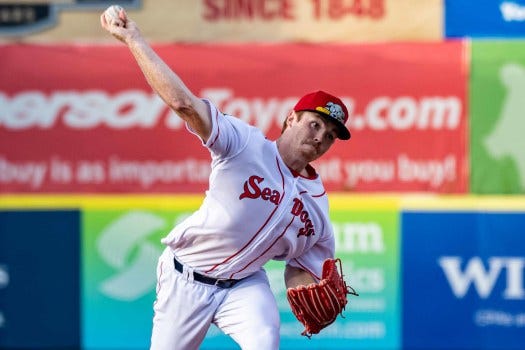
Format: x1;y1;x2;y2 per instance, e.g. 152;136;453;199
104;5;125;25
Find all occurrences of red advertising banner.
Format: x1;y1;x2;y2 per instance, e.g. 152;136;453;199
0;42;467;193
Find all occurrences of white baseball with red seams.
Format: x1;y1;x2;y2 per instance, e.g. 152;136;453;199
103;5;123;24
151;100;334;349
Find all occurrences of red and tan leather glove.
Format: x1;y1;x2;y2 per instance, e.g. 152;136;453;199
286;258;358;337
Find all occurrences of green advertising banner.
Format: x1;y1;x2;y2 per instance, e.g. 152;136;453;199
82;209;196;349
470;41;525;194
258;208;400;350
80;199;400;350
330;209;400;349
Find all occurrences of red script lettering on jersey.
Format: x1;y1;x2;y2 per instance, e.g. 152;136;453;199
239;175;281;205
238;176;315;237
291;198;315;237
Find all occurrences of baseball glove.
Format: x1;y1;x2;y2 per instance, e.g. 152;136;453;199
286;258;358;337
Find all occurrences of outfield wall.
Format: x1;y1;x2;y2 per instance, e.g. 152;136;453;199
1;195;524;350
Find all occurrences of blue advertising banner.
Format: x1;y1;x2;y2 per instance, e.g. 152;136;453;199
445;0;525;38
0;210;80;349
402;211;525;350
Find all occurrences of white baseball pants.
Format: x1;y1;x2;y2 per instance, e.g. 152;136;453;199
150;247;280;350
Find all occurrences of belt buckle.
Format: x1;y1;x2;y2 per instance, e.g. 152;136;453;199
215;278;236;288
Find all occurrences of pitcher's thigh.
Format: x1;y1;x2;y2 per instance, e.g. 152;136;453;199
150;253;217;350
214;270;280;350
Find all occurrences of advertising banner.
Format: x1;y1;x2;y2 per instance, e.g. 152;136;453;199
0;0;441;43
82;209;181;349
266;207;400;350
81;199;400;349
0;42;468;194
402;211;525;350
0;210;80;349
2;195;525;349
446;0;525;38
470;41;525;194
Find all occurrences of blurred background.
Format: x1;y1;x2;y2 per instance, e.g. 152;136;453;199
1;0;524;349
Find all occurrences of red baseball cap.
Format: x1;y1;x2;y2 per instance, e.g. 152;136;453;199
293;90;351;140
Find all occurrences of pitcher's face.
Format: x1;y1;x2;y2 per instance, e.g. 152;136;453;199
287;111;338;162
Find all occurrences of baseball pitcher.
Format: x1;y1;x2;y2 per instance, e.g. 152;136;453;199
101;5;358;350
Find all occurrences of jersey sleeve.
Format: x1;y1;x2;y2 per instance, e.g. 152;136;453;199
186;99;256;160
286;225;336;281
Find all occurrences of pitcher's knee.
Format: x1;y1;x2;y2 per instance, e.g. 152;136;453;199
240;324;280;350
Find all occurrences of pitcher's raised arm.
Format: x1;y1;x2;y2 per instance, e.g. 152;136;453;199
100;5;211;141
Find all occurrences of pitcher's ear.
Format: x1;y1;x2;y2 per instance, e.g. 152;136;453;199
287;110;298;124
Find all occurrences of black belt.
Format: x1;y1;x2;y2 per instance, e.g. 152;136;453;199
173;257;241;289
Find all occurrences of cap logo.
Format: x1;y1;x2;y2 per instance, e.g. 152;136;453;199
294;91;351;139
316;101;345;124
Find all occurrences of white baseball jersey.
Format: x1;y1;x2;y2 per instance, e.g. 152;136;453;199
161;100;335;281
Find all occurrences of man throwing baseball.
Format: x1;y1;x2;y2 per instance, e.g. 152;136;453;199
101;5;357;350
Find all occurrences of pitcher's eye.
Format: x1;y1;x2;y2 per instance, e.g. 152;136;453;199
310;121;320;129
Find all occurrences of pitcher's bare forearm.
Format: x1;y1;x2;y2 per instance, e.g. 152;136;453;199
100;7;211;141
126;39;211;140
